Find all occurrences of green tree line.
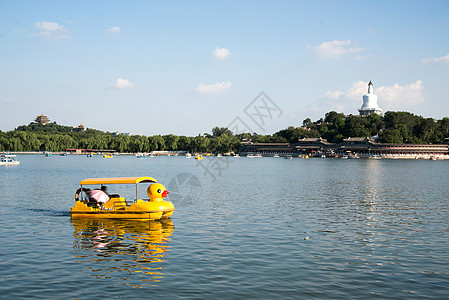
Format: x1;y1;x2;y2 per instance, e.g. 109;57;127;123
1;111;448;152
0;123;241;153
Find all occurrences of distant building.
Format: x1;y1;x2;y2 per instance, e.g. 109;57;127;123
112;131;130;137
359;81;382;116
34;114;50;125
76;124;85;132
239;137;448;157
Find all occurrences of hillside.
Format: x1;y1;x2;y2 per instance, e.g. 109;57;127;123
1;111;448;153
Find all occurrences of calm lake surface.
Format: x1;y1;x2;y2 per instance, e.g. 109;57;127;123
0;155;448;299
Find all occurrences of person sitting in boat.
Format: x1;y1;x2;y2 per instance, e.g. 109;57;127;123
100;186;110;196
98;186;120;198
81;189;92;201
89;187;110;207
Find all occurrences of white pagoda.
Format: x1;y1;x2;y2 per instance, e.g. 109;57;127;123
358;81;382;116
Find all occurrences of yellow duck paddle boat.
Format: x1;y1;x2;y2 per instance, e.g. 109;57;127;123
70;177;175;220
103;153;113;158
195;154;203;160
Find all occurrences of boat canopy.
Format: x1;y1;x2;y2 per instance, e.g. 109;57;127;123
80;177;157;185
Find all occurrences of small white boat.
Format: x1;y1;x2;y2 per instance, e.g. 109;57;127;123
273;154;280;158
217;154;223;158
254;153;262;158
0;154;20;166
148;153;154;157
185;153;192;158
284;155;292;159
321;155;326;158
136;153;147;158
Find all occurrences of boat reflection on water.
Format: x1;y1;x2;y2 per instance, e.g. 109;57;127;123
72;219;174;287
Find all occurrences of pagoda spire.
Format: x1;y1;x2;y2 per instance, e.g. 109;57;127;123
359;80;381;116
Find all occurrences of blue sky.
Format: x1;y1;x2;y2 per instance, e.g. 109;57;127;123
1;0;448;135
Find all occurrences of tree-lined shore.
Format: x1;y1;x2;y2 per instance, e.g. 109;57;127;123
1;111;448;153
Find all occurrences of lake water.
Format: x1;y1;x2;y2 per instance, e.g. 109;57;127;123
0;155;448;299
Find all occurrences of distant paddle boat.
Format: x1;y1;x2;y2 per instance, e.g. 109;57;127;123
44;152;52;157
103;153;113;158
195;154;203;160
70;177;175;220
185;153;192;158
136;153;147;159
285;155;292;159
60;152;68;157
0;154;20;166
273;154;280;158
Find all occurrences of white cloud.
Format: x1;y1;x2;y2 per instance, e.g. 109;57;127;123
377;81;424;107
196;81;232;94
111;78;134;90
108;26;121;33
213;47;231;59
308;40;364;59
324;90;344;99
325;81;367;101
35;21;64;32
322;80;424;112
33;21;68;40
422;53;449;64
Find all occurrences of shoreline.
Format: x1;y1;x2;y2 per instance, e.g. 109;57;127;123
3;151;448;160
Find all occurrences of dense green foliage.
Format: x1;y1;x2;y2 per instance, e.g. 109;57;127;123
0;123;241;153
271;111;449;144
1;111;448;152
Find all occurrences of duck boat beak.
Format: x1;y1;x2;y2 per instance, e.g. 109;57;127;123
162;190;169;198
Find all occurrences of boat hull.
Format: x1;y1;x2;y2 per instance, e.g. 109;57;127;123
0;161;20;165
70;198;174;220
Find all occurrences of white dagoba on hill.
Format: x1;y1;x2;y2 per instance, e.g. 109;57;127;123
358;80;382;116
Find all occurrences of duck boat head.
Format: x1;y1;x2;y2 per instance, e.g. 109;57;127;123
147;183;169;202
